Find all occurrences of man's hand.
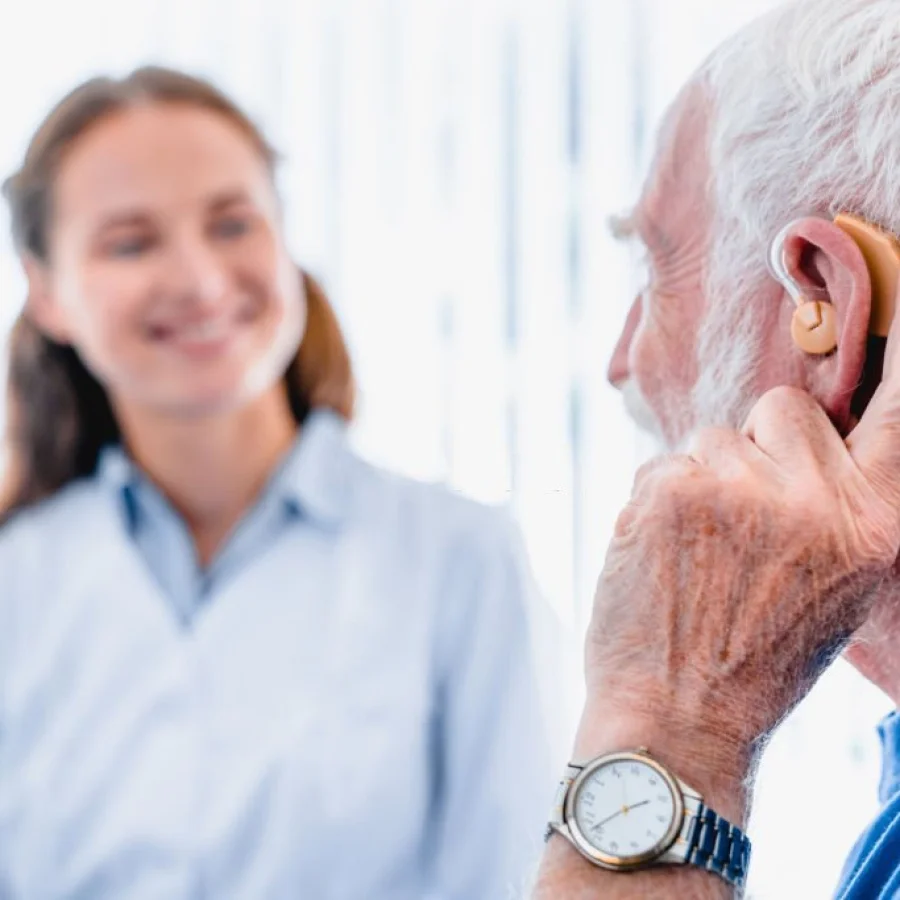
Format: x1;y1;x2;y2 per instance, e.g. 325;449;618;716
535;319;900;898
582;385;900;783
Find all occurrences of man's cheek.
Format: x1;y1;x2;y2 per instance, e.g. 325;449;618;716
630;325;675;395
630;335;700;448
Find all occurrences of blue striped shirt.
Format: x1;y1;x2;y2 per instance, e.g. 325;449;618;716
836;710;900;899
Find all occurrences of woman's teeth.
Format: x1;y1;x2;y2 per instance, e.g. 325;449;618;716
174;318;228;340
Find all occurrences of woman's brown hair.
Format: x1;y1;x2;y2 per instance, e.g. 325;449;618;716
1;66;355;520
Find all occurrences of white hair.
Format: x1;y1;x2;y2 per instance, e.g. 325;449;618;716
690;0;900;430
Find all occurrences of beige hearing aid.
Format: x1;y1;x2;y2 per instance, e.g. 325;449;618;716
769;213;900;355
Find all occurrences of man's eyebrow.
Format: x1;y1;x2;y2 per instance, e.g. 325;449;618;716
608;210;638;242
609;209;675;258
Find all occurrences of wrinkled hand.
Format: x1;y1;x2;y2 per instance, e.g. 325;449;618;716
581;325;900;793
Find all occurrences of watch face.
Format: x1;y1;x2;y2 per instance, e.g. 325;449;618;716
570;754;680;865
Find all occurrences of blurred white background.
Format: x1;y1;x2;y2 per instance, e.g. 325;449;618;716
0;0;892;896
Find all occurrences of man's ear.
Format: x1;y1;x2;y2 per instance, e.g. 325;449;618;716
23;256;71;344
779;217;873;433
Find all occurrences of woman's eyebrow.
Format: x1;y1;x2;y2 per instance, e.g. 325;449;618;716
93;209;153;233
207;188;255;212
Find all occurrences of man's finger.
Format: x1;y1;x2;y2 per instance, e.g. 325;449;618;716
741;386;846;467
631;453;700;494
686;426;773;480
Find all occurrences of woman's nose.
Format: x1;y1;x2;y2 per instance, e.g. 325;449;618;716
167;237;229;308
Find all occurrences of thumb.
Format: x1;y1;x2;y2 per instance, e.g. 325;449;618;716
846;278;900;502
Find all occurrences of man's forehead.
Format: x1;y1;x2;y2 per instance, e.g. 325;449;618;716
663;79;710;140
634;81;713;239
649;81;712;190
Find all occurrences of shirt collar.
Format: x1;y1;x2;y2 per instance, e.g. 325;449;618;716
96;407;354;530
878;709;900;805
276;407;353;526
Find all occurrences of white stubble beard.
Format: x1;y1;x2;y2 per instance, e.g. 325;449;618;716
619;378;669;447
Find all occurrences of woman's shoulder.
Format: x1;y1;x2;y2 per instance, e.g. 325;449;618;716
0;479;110;563
349;452;524;559
303;410;519;546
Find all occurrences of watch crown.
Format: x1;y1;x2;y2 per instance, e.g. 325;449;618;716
637;746;651;756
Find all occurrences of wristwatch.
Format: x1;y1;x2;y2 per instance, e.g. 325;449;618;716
546;747;751;889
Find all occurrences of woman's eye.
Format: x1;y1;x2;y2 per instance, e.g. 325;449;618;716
213;217;251;239
107;236;152;258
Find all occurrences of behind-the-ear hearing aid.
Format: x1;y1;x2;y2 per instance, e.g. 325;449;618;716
768;213;900;355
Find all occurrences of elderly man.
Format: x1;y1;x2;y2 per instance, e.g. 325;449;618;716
534;1;900;897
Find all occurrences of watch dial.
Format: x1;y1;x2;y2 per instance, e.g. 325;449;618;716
574;758;677;860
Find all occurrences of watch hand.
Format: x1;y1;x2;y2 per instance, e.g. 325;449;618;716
591;799;652;834
591;809;625;831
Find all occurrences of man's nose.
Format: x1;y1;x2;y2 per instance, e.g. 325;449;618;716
167;237;229;308
607;296;643;388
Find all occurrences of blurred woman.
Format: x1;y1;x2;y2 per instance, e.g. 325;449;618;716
0;67;553;899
